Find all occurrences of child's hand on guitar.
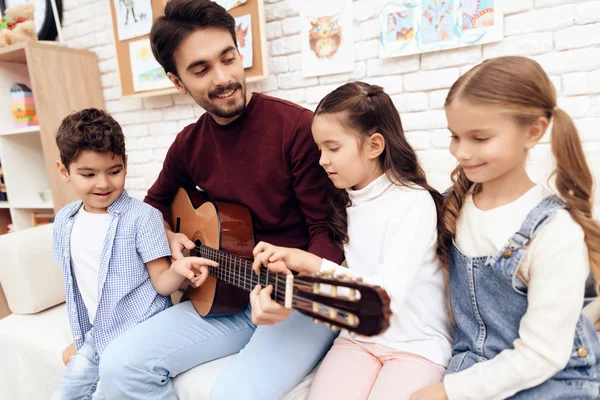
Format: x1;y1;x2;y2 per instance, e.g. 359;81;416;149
252;241;322;275
170;256;219;288
166;230;195;261
249;284;293;325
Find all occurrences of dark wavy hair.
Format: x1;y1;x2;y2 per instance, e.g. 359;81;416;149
55;108;125;170
315;81;450;265
150;0;237;77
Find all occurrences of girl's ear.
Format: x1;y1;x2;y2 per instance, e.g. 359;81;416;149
366;133;385;160
524;116;549;150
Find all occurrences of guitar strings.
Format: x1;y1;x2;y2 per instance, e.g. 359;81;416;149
195;244;357;310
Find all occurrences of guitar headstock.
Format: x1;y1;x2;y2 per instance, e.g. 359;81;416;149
292;272;391;337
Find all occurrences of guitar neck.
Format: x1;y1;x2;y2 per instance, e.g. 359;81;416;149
195;244;289;304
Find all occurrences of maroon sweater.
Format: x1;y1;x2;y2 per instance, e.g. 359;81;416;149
144;93;343;263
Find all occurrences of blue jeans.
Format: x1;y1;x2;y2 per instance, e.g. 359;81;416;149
99;301;337;400
52;331;104;400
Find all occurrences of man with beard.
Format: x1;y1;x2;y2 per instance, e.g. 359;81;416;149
98;1;343;399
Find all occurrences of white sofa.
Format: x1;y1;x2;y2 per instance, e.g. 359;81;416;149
0;224;314;399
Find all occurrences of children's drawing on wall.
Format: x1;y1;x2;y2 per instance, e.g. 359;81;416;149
421;0;455;44
129;39;172;92
113;0;153;41
378;0;502;58
235;14;253;69
215;0;248;11
379;5;417;57
299;0;353;78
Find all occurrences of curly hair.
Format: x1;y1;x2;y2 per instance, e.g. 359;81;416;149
55;108;125;170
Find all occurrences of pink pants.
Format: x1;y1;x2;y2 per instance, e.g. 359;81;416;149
307;337;446;400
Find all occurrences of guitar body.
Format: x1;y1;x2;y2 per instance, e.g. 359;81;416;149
170;188;392;337
171;188;253;317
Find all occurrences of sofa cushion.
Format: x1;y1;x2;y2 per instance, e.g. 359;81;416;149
0;224;65;314
0;303;312;399
0;303;71;399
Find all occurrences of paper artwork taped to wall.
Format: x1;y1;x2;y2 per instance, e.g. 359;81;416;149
215;0;248;11
299;0;354;78
113;0;154;41
235;14;253;68
129;39;172;92
378;0;502;58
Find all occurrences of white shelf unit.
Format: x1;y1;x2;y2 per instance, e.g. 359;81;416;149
0;126;40;136
0;62;52;231
0;42;104;234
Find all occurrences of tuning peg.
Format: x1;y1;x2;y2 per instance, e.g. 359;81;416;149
337;272;348;280
349;288;357;301
321;270;334;279
324;322;332;328
331;325;340;333
348;314;357;326
331;286;338;297
313;318;321;325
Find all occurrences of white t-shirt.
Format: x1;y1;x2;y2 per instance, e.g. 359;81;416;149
70;206;114;324
444;185;590;400
321;173;453;367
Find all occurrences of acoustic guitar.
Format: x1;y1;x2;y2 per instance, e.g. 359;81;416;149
170;188;391;337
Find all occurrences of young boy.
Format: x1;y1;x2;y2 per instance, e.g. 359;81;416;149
51;108;218;399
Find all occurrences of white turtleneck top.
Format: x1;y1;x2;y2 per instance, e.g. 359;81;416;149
321;173;453;366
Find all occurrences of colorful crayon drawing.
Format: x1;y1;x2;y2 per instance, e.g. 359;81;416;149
235;14;253;68
421;0;455;44
129;39;172;92
378;0;502;58
308;15;343;59
462;0;495;30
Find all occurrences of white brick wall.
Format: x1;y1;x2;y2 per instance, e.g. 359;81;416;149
62;0;600;214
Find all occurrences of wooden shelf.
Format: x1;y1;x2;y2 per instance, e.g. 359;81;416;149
0;126;40;136
13;202;53;209
0;42;27;63
0;41;79;64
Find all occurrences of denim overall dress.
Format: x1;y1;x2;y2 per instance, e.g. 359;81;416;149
447;195;600;399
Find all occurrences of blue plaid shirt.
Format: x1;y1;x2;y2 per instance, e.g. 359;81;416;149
53;190;172;355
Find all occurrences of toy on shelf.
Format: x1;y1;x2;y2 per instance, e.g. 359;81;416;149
0;4;37;47
11;83;37;128
32;211;54;227
0;162;6;202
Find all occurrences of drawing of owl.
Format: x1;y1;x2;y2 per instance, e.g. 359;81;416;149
308;14;342;59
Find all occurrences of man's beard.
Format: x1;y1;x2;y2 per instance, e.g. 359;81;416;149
189;81;247;120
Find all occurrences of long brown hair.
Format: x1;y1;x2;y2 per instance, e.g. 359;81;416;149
443;56;600;290
315;81;450;265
